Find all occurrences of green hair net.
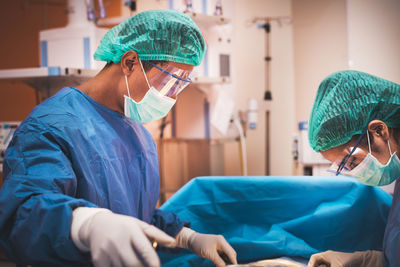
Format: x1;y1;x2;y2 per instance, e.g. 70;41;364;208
94;9;206;66
308;70;400;152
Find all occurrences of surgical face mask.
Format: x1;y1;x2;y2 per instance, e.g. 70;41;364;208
330;131;400;186
123;60;176;123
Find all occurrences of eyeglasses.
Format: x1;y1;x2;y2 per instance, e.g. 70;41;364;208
144;61;193;97
335;134;366;175
335;111;377;176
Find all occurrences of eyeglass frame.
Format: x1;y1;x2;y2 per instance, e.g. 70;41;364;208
143;60;193;84
335;111;378;176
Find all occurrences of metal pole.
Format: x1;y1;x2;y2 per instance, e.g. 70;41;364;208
263;21;272;175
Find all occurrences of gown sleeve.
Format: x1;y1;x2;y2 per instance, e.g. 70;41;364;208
383;179;400;267
151;208;190;253
0;117;97;265
151;208;190;238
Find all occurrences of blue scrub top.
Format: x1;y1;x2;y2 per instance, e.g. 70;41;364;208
383;179;400;266
0;87;186;266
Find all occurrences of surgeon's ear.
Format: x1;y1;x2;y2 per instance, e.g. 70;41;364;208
368;120;390;141
121;51;139;75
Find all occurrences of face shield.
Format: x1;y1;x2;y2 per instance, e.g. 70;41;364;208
328;147;369;176
144;60;193;98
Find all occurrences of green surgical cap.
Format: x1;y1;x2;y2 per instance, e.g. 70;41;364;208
94;9;206;66
309;70;400;152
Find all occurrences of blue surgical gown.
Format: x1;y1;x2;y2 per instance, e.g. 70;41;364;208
383;179;400;266
0;87;186;266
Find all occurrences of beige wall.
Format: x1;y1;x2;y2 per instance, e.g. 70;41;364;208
231;0;295;176
347;0;400;83
292;0;349;127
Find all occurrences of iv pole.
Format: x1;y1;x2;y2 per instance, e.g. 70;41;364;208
262;20;272;175
252;16;290;175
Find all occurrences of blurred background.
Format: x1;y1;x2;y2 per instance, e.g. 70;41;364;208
0;0;399;202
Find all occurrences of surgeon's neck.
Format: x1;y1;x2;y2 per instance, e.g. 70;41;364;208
77;64;125;114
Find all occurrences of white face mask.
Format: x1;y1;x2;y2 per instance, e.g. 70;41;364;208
123;60;176;123
345;132;400;186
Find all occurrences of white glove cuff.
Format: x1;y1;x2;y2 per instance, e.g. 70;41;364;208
175;227;196;249
71;207;112;252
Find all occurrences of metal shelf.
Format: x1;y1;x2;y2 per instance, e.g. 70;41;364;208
97;12;230;28
192;76;230;84
0;67;97;98
97;16;126;27
188;12;230;27
0;67;229;98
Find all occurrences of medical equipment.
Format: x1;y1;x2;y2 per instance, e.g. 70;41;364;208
184;0;194;13
214;0;223;16
0;122;20;172
233;114;248;175
85;0;106;20
85;0;96;21
246;16;290;175
247;98;258;130
296;121;330;176
40;0;108;70
98;0;106;19
124;0;137;12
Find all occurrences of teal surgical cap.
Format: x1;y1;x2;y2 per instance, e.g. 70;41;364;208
94;9;206;66
309;70;400;152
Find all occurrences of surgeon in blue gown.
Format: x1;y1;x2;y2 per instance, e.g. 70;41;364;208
307;70;400;267
0;10;237;267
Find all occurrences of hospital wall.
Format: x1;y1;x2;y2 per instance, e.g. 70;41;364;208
292;0;348;130
347;0;400;84
0;1;67;122
231;0;295;176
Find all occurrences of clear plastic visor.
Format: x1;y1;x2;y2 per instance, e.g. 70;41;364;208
327;147;369;176
145;61;193;97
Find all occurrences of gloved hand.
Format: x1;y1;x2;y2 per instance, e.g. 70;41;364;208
307;250;383;267
175;227;237;266
71;207;176;267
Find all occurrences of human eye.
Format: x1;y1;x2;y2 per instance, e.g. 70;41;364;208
347;156;357;170
337;156;348;171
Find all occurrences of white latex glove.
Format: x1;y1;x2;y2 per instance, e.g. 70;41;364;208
176;227;237;266
307;250;383;267
71;207;176;267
